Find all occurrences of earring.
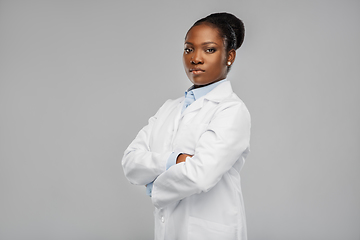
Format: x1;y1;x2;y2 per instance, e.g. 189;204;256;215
227;61;231;66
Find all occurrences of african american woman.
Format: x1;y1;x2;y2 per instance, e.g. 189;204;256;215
122;12;251;240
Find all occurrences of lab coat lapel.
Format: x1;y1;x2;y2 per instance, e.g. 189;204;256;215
203;80;233;103
181;97;204;116
180;81;233;117
171;98;184;145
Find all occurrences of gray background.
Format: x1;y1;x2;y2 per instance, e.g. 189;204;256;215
0;0;359;239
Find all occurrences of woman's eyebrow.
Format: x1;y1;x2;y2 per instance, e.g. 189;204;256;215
202;41;218;45
184;41;219;46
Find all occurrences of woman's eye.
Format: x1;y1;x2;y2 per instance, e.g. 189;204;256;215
184;48;193;54
206;48;216;53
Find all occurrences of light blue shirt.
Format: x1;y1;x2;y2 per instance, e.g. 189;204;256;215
146;79;227;197
187;79;226;103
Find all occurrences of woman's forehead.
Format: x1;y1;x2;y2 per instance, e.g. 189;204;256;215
185;24;223;45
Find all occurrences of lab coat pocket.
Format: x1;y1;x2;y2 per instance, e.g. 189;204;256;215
188;216;237;240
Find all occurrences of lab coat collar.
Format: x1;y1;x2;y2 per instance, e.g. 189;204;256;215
203;80;233;103
181;80;233;115
188;79;227;101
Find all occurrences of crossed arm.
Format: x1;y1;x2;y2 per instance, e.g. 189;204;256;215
145;153;193;196
123;102;250;209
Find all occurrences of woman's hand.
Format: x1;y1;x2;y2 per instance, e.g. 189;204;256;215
176;154;193;164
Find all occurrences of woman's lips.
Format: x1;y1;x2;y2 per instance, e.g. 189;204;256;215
190;68;205;75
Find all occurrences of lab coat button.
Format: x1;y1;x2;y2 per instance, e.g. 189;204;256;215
161;216;165;223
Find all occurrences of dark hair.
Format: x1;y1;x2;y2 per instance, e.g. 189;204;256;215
191;12;245;52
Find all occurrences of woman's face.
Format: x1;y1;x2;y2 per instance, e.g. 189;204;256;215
183;23;233;88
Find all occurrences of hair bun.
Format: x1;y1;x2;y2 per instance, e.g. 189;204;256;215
193;12;245;50
223;13;245;49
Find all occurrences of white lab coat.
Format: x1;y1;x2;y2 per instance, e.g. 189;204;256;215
122;81;251;240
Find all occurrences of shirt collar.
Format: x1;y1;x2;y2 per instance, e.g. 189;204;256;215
185;79;227;100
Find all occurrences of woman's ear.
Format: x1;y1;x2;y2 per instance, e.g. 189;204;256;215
227;49;236;65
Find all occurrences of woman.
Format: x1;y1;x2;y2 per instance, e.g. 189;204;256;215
122;12;250;240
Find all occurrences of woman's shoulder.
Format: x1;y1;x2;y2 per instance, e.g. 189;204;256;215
154;96;183;116
215;92;250;120
162;96;184;108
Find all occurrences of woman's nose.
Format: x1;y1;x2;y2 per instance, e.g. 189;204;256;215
191;51;203;64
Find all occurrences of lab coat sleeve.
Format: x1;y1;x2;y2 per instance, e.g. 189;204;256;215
122;100;173;186
151;102;251;209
